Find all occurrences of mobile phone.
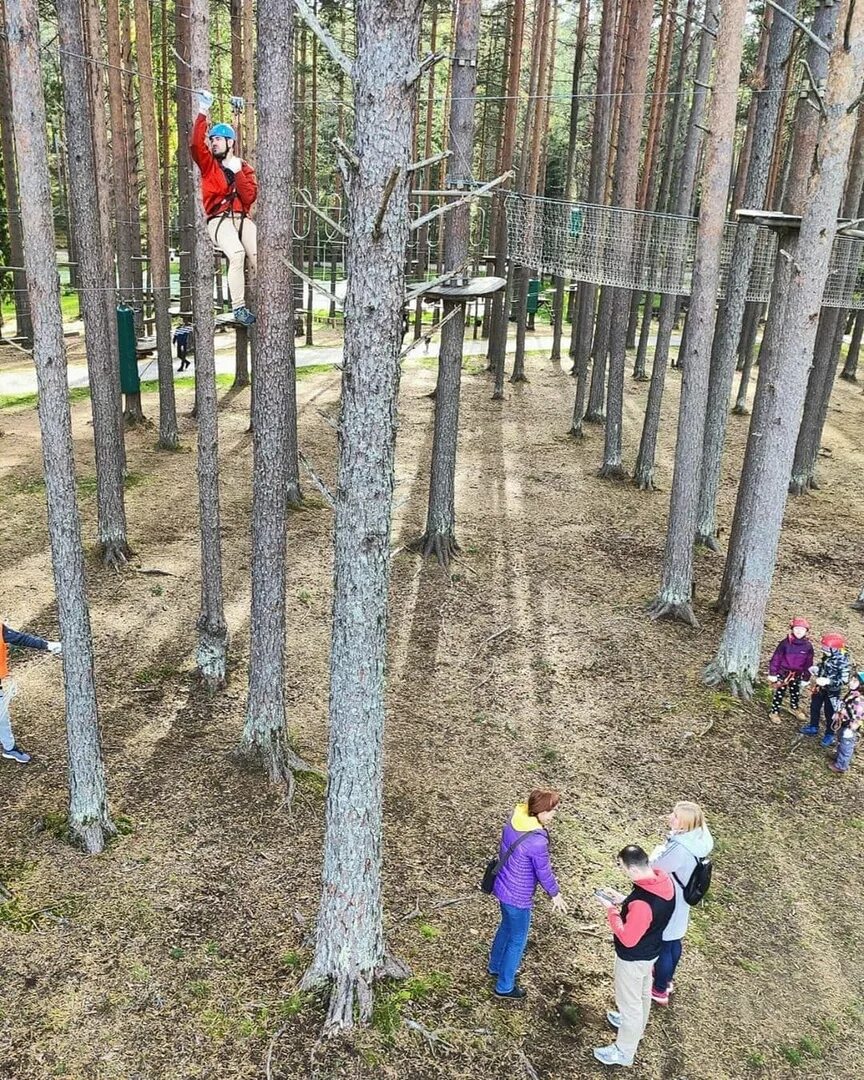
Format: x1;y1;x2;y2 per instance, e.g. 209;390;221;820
594;888;616;903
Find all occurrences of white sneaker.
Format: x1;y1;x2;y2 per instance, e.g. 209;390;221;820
606;1010;621;1029
593;1044;634;1067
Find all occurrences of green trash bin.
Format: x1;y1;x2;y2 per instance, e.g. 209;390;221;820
509;277;542;320
116;304;140;395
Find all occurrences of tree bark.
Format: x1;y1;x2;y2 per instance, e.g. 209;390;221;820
695;0;797;547
106;0;137;334
706;0;863;695
647;0;748;624
600;0;653;477
134;0;179;449
5;0;115;854
301;0;420;1031
840;309;864;380
416;0;481;565
189;0;228;688
0;2;32;346
789;107;864;493
58;0;131;569
175;0;195;319
230;0;250;388
240;0;308;785
717;0;843;610
633;0;719;489
569;0;616;435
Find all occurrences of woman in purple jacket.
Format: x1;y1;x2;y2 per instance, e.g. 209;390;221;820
767;617;814;721
488;788;567;999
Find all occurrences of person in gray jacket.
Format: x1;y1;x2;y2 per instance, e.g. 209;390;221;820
648;801;714;1004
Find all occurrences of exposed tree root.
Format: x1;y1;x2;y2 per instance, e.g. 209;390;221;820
632;372;649;383
703;659;754;700
412;530;460;567
695;532;721;553
583;409;605;424
839;371;857;382
100;539;132;570
568;423;585;439
509;372;529;384
490;388;505;401
71;813;117;856
731;403;749;416
196;630;227;692
851;600;864;612
157;432;180;451
597;463;628;482
647;597;699;627
788;474;813;496
286;479;304;509
633;470;656;492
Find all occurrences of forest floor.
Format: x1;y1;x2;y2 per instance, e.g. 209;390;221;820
1;339;863;1080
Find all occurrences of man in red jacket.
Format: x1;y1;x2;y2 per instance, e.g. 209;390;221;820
593;845;675;1067
190;90;258;326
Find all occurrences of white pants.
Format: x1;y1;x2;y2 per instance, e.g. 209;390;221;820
207;213;257;310
0;687;16;751
613;955;654;1060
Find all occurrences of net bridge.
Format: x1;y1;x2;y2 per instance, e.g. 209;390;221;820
504;194;864;311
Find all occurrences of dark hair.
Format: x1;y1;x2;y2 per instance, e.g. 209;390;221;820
617;844;650;869
528;788;560;817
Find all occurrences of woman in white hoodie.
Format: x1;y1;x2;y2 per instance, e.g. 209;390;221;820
648;801;714;1005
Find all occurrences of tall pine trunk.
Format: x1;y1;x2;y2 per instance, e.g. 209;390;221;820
706;0;864;696
301;0;421;1031
5;0;114;854
695;0;797;547
57;0;131;569
106;0;137;336
648;0;749;625
134;0;179;449
417;0;481;565
189;0;228;688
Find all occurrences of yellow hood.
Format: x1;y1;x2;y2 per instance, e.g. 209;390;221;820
511;803;543;832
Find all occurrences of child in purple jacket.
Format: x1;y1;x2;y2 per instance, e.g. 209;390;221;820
767;617;814;721
488;789;567;1000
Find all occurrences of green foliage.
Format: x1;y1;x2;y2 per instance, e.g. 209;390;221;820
372;973;451;1038
279;949;304;971
745;1050;766;1069
169;946;186;961
0;894;83;932
296;363;339;381
779;1044;803;1066
417;922;440;942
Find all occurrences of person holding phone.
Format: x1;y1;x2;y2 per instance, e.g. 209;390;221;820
593;845;674;1068
487;789;567;1000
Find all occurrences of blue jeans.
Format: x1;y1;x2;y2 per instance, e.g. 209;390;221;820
836;732;858;771
489;901;532;993
652;938;682;993
810;690;836;735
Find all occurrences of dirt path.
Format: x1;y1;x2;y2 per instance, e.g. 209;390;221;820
1;351;863;1079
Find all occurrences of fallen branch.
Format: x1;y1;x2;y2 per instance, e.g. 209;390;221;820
132;566;177;577
265;1022;290;1080
298;450;335;508
372;167;403;240
474;660;497;690
519;1051;541;1080
431;894;476;910
332;136;359;171
293;0;353;78
279;255;343;310
404;1018;451;1055
315;408;338;431
410;171;512;232
471;625;512;660
297;187;347;238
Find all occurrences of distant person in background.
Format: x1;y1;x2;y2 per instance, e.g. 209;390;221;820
594;845;674;1068
830;671;864;774
767;617;814;721
648;801;714;1005
488;788;567;1000
0;622;63;764
173;321;193;373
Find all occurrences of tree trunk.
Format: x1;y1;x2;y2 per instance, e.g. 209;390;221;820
550;0;588;366
647;0;748;624
229;0;250;389
301;0;420;1030
57;0;131;569
853;584;864;612
175;0;194;319
633;0;718;490
570;0;616;434
5;0;115;854
599;0;653;478
840;309;864;380
718;0;843;610
790;107;864;493
134;0;179;449
0;3;32;345
695;0;797;548
417;0;481;565
240;0;308;784
189;0;227;688
706;0;863;695
413;0;438;340
105;0;137;332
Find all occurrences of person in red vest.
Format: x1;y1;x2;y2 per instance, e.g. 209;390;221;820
0;622;62;764
190;90;258;326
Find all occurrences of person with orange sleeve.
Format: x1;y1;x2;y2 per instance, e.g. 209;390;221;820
190;89;258;326
593;845;675;1068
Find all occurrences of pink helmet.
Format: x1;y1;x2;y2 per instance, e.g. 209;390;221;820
821;632;846;651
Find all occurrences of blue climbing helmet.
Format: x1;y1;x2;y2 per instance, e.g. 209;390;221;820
208;122;235;141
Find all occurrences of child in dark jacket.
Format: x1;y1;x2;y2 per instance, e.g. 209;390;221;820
0;622;63;764
829;671;864;774
800;633;850;747
767;617;814;720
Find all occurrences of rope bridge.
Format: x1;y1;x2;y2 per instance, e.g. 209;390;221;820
505;194;864;310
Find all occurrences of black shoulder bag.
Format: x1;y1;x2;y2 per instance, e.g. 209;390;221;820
479;830;543;895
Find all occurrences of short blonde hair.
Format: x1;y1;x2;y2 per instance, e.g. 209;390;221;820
673;801;705;832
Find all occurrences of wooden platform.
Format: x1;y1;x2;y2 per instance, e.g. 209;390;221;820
421;275;507;301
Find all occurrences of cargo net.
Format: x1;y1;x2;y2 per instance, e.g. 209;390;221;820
505;195;864;310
